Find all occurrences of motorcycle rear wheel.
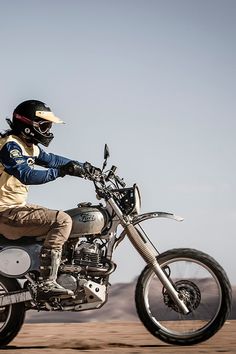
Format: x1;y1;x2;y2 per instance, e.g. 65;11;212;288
135;248;232;345
0;275;26;347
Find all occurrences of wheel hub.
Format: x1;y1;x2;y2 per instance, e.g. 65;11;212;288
163;280;201;313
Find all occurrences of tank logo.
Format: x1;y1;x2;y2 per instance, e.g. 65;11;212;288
78;213;96;223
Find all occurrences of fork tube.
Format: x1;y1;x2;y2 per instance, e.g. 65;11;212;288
107;197;189;315
107;198;127;226
125;223;189;315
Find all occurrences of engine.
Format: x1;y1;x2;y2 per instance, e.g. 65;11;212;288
73;242;101;267
57;239;114;295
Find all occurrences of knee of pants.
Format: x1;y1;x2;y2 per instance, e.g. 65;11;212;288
55;211;73;241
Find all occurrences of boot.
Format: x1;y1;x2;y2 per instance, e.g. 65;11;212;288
37;247;74;300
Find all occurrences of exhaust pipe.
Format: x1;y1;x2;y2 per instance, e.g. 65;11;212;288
0;290;32;307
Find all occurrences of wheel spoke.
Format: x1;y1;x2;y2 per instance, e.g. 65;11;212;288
0;284;12;330
145;259;222;333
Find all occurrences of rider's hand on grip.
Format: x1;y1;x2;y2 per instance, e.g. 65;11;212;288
59;161;86;178
83;162;101;179
59;161;101;179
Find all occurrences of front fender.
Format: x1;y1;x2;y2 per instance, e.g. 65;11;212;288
132;212;184;225
116;212;184;248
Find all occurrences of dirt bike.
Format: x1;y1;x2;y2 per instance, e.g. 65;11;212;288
0;144;232;346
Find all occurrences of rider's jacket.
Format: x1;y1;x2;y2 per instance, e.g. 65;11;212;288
0;134;70;212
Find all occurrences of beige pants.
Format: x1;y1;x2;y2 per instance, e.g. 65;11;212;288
0;204;72;249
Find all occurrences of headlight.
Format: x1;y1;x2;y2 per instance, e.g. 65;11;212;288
112;184;141;216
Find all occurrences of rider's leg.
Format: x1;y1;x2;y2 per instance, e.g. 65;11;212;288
0;204;73;298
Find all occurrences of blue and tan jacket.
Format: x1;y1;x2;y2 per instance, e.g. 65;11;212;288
0;134;70;212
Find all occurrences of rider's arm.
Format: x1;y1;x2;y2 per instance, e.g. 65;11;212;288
35;146;72;168
0;142;63;185
35;146;86;177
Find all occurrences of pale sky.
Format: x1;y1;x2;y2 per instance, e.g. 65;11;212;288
0;0;235;284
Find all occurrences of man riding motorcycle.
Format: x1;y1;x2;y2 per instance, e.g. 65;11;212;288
0;100;98;299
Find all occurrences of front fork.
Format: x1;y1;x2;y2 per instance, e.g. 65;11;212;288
108;198;189;315
125;223;189;315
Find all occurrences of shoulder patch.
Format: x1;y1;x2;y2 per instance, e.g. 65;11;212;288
10;149;22;159
16;159;26;165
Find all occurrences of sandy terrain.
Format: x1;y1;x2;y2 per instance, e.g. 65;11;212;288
0;320;235;354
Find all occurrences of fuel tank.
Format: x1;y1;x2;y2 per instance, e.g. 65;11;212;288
66;204;109;237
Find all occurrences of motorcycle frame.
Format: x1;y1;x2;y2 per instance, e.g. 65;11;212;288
0;198;189;314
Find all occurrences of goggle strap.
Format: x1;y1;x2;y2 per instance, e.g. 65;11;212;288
14;114;33;126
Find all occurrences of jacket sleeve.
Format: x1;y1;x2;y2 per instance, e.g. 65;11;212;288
35;146;72;168
0;142;62;185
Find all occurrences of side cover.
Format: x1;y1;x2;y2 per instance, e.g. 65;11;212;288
0;236;42;277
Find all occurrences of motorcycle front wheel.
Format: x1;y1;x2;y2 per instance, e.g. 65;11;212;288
0;275;26;347
135;248;232;345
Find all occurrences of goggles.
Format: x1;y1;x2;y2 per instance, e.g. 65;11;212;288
14;114;52;135
33;119;52;134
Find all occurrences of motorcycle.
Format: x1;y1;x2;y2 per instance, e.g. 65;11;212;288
0;144;232;346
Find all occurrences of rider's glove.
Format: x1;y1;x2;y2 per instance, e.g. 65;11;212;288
83;162;101;178
59;161;86;178
59;161;101;179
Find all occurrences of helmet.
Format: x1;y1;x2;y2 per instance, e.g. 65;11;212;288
10;100;63;146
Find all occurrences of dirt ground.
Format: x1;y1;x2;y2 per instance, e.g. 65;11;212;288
1;320;236;354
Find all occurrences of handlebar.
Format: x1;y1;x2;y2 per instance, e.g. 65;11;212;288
88;164;126;189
